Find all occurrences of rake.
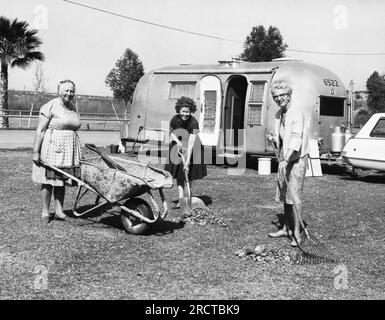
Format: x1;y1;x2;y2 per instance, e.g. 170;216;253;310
270;140;339;265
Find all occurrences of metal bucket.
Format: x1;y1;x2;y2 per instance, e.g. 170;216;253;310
258;157;271;175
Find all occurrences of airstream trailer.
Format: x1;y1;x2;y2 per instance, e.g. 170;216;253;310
120;59;348;162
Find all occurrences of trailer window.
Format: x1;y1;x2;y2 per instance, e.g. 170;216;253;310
247;82;265;125
169;82;196;99
320;96;344;117
248;104;262;125
370;118;385;138
202;90;217;130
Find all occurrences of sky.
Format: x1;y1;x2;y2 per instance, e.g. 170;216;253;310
2;0;385;96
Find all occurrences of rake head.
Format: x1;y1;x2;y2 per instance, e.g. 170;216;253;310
294;233;340;265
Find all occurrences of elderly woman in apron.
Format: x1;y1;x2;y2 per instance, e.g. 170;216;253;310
32;80;81;223
267;79;309;246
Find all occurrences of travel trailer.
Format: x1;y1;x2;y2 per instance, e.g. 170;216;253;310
120;59;348;161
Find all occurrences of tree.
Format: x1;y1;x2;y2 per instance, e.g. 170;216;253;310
32;61;47;105
105;48;144;112
353;108;371;128
32;61;46;95
27;61;48;128
240;25;288;62
0;16;44;128
366;71;385;114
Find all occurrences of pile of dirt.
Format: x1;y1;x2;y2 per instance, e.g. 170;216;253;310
176;207;229;228
235;244;298;264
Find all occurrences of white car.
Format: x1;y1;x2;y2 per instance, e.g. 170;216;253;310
341;113;385;171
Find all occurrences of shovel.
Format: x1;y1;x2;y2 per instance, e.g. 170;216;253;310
178;148;205;212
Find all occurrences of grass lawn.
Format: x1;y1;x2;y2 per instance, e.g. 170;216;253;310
0;149;384;300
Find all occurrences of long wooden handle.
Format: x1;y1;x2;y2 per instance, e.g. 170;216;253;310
178;148;192;208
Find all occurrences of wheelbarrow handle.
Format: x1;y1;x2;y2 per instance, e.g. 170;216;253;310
85;143;101;154
40;161;99;194
85;143;127;172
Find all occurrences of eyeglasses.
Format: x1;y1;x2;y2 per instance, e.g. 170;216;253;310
273;93;289;100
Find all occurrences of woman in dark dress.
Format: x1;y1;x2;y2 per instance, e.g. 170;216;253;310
165;96;207;208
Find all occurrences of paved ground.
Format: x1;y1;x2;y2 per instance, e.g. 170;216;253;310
0;129;120;149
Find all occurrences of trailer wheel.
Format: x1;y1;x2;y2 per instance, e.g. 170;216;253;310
120;198;154;235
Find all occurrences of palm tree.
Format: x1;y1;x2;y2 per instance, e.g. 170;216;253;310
0;16;44;128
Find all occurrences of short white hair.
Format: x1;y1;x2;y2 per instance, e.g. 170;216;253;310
271;79;292;96
58;79;75;94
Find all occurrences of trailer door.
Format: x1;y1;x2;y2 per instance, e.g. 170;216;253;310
198;75;222;146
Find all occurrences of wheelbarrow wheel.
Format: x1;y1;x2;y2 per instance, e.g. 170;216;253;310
120;198;154;235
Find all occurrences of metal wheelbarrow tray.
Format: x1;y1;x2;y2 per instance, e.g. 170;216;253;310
45;154;173;235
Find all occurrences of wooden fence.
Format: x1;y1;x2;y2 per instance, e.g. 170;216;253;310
4;110;129;131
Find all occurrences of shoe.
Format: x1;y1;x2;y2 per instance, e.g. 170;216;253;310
290;236;302;247
41;214;51;224
268;228;292;238
55;212;66;220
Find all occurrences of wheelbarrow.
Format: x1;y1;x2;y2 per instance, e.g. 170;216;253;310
42;144;173;235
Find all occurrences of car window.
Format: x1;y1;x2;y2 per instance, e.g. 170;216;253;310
370;118;385;138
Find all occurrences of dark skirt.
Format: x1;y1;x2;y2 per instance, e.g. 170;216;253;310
164;141;207;182
45;165;81;180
